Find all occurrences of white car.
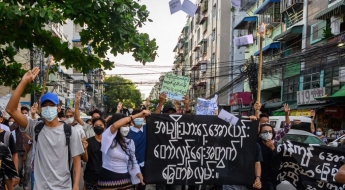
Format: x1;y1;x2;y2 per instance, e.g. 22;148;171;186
276;129;326;190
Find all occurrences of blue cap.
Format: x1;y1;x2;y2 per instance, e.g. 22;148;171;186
40;92;59;105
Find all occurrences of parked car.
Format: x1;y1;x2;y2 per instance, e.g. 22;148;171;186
269;116;311;132
277;129;327;145
276;129;326;190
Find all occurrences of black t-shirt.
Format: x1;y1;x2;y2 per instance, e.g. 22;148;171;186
256;143;263;162
84;137;102;183
0;131;17;154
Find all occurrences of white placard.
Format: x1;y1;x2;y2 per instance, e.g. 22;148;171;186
218;109;239;126
182;0;197;17
169;0;182;15
297;87;325;105
196;95;218;115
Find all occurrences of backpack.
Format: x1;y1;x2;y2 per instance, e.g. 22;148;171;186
34;122;73;183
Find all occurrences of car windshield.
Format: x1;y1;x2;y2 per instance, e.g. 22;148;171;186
279;134;326;145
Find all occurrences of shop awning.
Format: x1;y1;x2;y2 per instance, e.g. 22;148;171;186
234;106;252;112
263;101;284;109
316;85;345;100
314;0;345;20
273;25;303;41
254;0;281;15
253;42;280;56
234;16;258;30
275;102;332;111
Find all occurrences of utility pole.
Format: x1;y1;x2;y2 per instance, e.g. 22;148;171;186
257;23;265;103
30;48;35;105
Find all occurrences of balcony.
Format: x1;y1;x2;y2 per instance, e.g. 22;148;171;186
240;0;256;11
202;0;208;14
314;0;345;20
255;1;281;28
233;16;258;30
51;23;68;42
285;9;303;28
280;0;304;13
274;25;303;41
253;42;281;56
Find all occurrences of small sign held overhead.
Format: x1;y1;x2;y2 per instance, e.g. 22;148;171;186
169;0;182;15
181;0;197;17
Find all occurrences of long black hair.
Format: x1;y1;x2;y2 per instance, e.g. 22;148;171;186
107;114;134;168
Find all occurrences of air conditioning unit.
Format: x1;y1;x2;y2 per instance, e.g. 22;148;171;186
233;34;254;47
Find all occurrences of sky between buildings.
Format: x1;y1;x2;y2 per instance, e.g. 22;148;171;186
105;0;188;98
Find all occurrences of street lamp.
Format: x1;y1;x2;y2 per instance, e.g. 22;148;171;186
257;23;266;103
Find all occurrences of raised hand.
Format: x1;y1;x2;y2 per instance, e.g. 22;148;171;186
81;136;88;149
145;98;150;107
139;110;151;117
182;95;190;105
159;92;166;104
310;109;315;117
30;102;38;114
283;103;290;114
76;91;81;102
254;101;262;111
117;102;122;111
21;67;40;84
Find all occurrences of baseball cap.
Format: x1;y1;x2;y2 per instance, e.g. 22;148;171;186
40;92;59;105
162;104;176;113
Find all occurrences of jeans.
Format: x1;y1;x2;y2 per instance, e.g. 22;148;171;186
30;172;34;190
18;151;31;188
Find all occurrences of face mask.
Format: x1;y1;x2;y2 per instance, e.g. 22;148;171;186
120;126;130;137
8;122;13;126
23;114;28;117
41;106;58;122
65;117;74;124
316;132;322;136
93;126;104;135
260;132;273;141
133;118;144;126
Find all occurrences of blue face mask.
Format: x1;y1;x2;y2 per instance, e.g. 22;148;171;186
133;118;144;126
41;106;58;122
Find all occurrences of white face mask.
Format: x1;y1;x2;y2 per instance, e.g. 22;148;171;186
65;117;74;124
41;106;58;122
8;122;13;126
316;132;322;136
120;126;130;137
260;132;273;141
23;114;29;117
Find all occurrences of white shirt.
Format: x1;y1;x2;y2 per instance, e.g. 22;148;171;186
101;128;141;184
0;124;10;132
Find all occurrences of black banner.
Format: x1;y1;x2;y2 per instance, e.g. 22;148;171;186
276;141;345;190
144;114;257;185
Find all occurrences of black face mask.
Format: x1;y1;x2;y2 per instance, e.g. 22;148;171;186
93;126;104;135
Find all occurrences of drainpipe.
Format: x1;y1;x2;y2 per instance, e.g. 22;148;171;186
301;0;308;70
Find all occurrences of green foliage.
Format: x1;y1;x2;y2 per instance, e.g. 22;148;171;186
0;0;158;95
103;75;142;108
322;26;334;40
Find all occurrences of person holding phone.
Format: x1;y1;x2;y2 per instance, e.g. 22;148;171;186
256;104;291;190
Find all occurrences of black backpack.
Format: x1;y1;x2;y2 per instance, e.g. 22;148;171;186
34;122;73;183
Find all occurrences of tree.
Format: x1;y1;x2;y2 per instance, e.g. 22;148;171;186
0;0;158;95
104;76;142;109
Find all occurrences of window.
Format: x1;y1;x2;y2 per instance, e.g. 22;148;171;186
324;65;345;95
212;29;216;40
303;73;320;90
282;75;299;101
212;5;216;18
310;21;326;44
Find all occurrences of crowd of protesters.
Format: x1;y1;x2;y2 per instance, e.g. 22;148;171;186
0;67;343;190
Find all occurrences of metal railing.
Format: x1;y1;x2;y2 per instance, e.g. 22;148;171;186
286;9;303;28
